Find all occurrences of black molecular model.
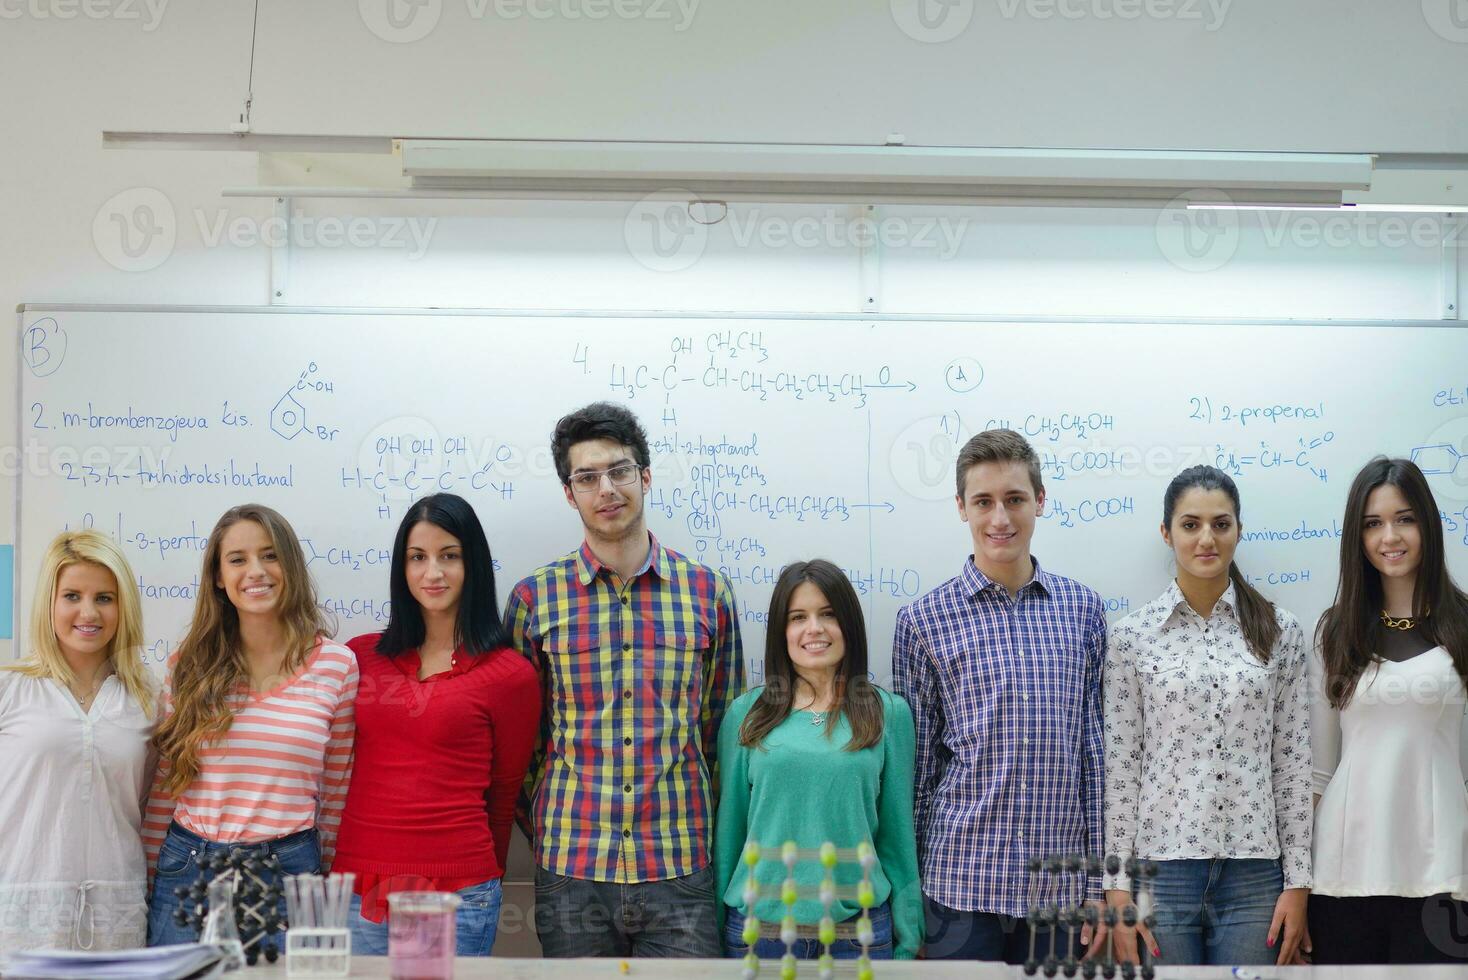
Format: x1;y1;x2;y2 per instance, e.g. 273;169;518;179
1021;853;1160;980
171;850;287;966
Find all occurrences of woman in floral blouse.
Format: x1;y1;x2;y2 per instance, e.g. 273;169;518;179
1103;466;1312;966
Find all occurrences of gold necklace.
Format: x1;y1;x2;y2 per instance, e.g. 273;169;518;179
1380;611;1418;631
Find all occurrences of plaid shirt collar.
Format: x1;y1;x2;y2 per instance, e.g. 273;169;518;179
960;554;1055;600
573;531;666;587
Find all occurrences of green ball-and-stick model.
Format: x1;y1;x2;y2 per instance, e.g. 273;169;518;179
738;839;880;980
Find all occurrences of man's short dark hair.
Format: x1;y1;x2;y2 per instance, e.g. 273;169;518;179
551;402;652;485
955;428;1044;498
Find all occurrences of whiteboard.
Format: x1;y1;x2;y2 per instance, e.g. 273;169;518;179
15;307;1468;684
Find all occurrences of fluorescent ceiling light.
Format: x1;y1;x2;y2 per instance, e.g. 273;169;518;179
1190;203;1463;213
399;141;1374;207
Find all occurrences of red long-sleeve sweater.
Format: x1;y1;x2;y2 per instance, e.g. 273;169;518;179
333;634;540;919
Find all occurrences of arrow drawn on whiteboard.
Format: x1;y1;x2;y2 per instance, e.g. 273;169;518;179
850;502;895;513
23;318;67;378
866;380;917;392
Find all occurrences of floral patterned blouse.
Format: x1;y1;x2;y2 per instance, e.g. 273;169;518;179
1103;581;1312;891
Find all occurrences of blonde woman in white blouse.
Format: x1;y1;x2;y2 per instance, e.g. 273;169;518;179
1309;457;1468;964
1104;466;1312;966
0;530;156;955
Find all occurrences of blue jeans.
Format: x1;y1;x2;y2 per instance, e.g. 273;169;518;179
347;878;503;957
147;822;321;947
924;898;1079;963
533;864;721;957
1145;858;1282;965
724;902;893;960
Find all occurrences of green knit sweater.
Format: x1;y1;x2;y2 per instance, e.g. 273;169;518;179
713;686;923;959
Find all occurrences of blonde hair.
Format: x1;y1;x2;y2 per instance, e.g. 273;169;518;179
5;530;154;717
153;504;329;796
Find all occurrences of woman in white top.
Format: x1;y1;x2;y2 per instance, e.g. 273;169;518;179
1105;465;1312;966
1309;456;1468;964
0;530;156;955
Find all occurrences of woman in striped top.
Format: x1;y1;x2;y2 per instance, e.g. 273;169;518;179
144;504;357;947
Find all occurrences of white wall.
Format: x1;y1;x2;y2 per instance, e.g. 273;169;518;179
253;1;1468;152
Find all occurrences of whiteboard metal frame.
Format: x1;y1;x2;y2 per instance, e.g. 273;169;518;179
1443;214;1462;320
17;304;1468;327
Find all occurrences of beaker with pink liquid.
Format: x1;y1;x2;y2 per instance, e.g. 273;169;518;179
387;891;461;980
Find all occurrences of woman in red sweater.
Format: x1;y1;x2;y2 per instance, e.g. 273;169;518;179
336;492;539;956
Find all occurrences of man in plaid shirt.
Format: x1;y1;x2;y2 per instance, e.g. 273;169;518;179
507;402;744;957
893;428;1109;962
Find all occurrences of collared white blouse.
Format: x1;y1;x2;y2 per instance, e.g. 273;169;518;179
0;670;155;955
1103;581;1312;891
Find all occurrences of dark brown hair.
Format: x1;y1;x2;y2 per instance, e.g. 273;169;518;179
550;401;650;485
739;559;884;751
955;428;1043;499
1163;465;1281;663
1317;457;1468;708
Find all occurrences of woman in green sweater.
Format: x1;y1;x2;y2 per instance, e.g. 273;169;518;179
715;559;922;961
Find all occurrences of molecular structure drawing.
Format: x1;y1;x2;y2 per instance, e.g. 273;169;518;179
1412;442;1468;480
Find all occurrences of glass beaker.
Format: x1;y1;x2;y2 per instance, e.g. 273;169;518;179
201;873;246;970
387;891;460;980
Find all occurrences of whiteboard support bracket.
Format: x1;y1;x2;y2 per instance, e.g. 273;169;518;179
1442;213;1461;320
857;204;880;313
271;196;291;306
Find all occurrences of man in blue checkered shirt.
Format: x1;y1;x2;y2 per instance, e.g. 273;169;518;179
892;428;1109;962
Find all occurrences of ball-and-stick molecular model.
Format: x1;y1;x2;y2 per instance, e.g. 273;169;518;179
738;840;880;980
170;849;287;966
1021;853;1159;980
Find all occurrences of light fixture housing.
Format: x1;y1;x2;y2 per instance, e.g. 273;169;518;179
104;131;1403;209
397;140;1375;208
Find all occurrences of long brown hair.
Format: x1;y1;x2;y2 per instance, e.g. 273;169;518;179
1163;465;1281;662
6;530;154;717
154;504;330;795
1317;457;1468;708
739;559;884;751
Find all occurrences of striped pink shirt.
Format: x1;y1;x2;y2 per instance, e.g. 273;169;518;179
142;639;357;871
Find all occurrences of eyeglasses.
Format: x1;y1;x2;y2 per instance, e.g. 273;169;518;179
568;463;642;493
